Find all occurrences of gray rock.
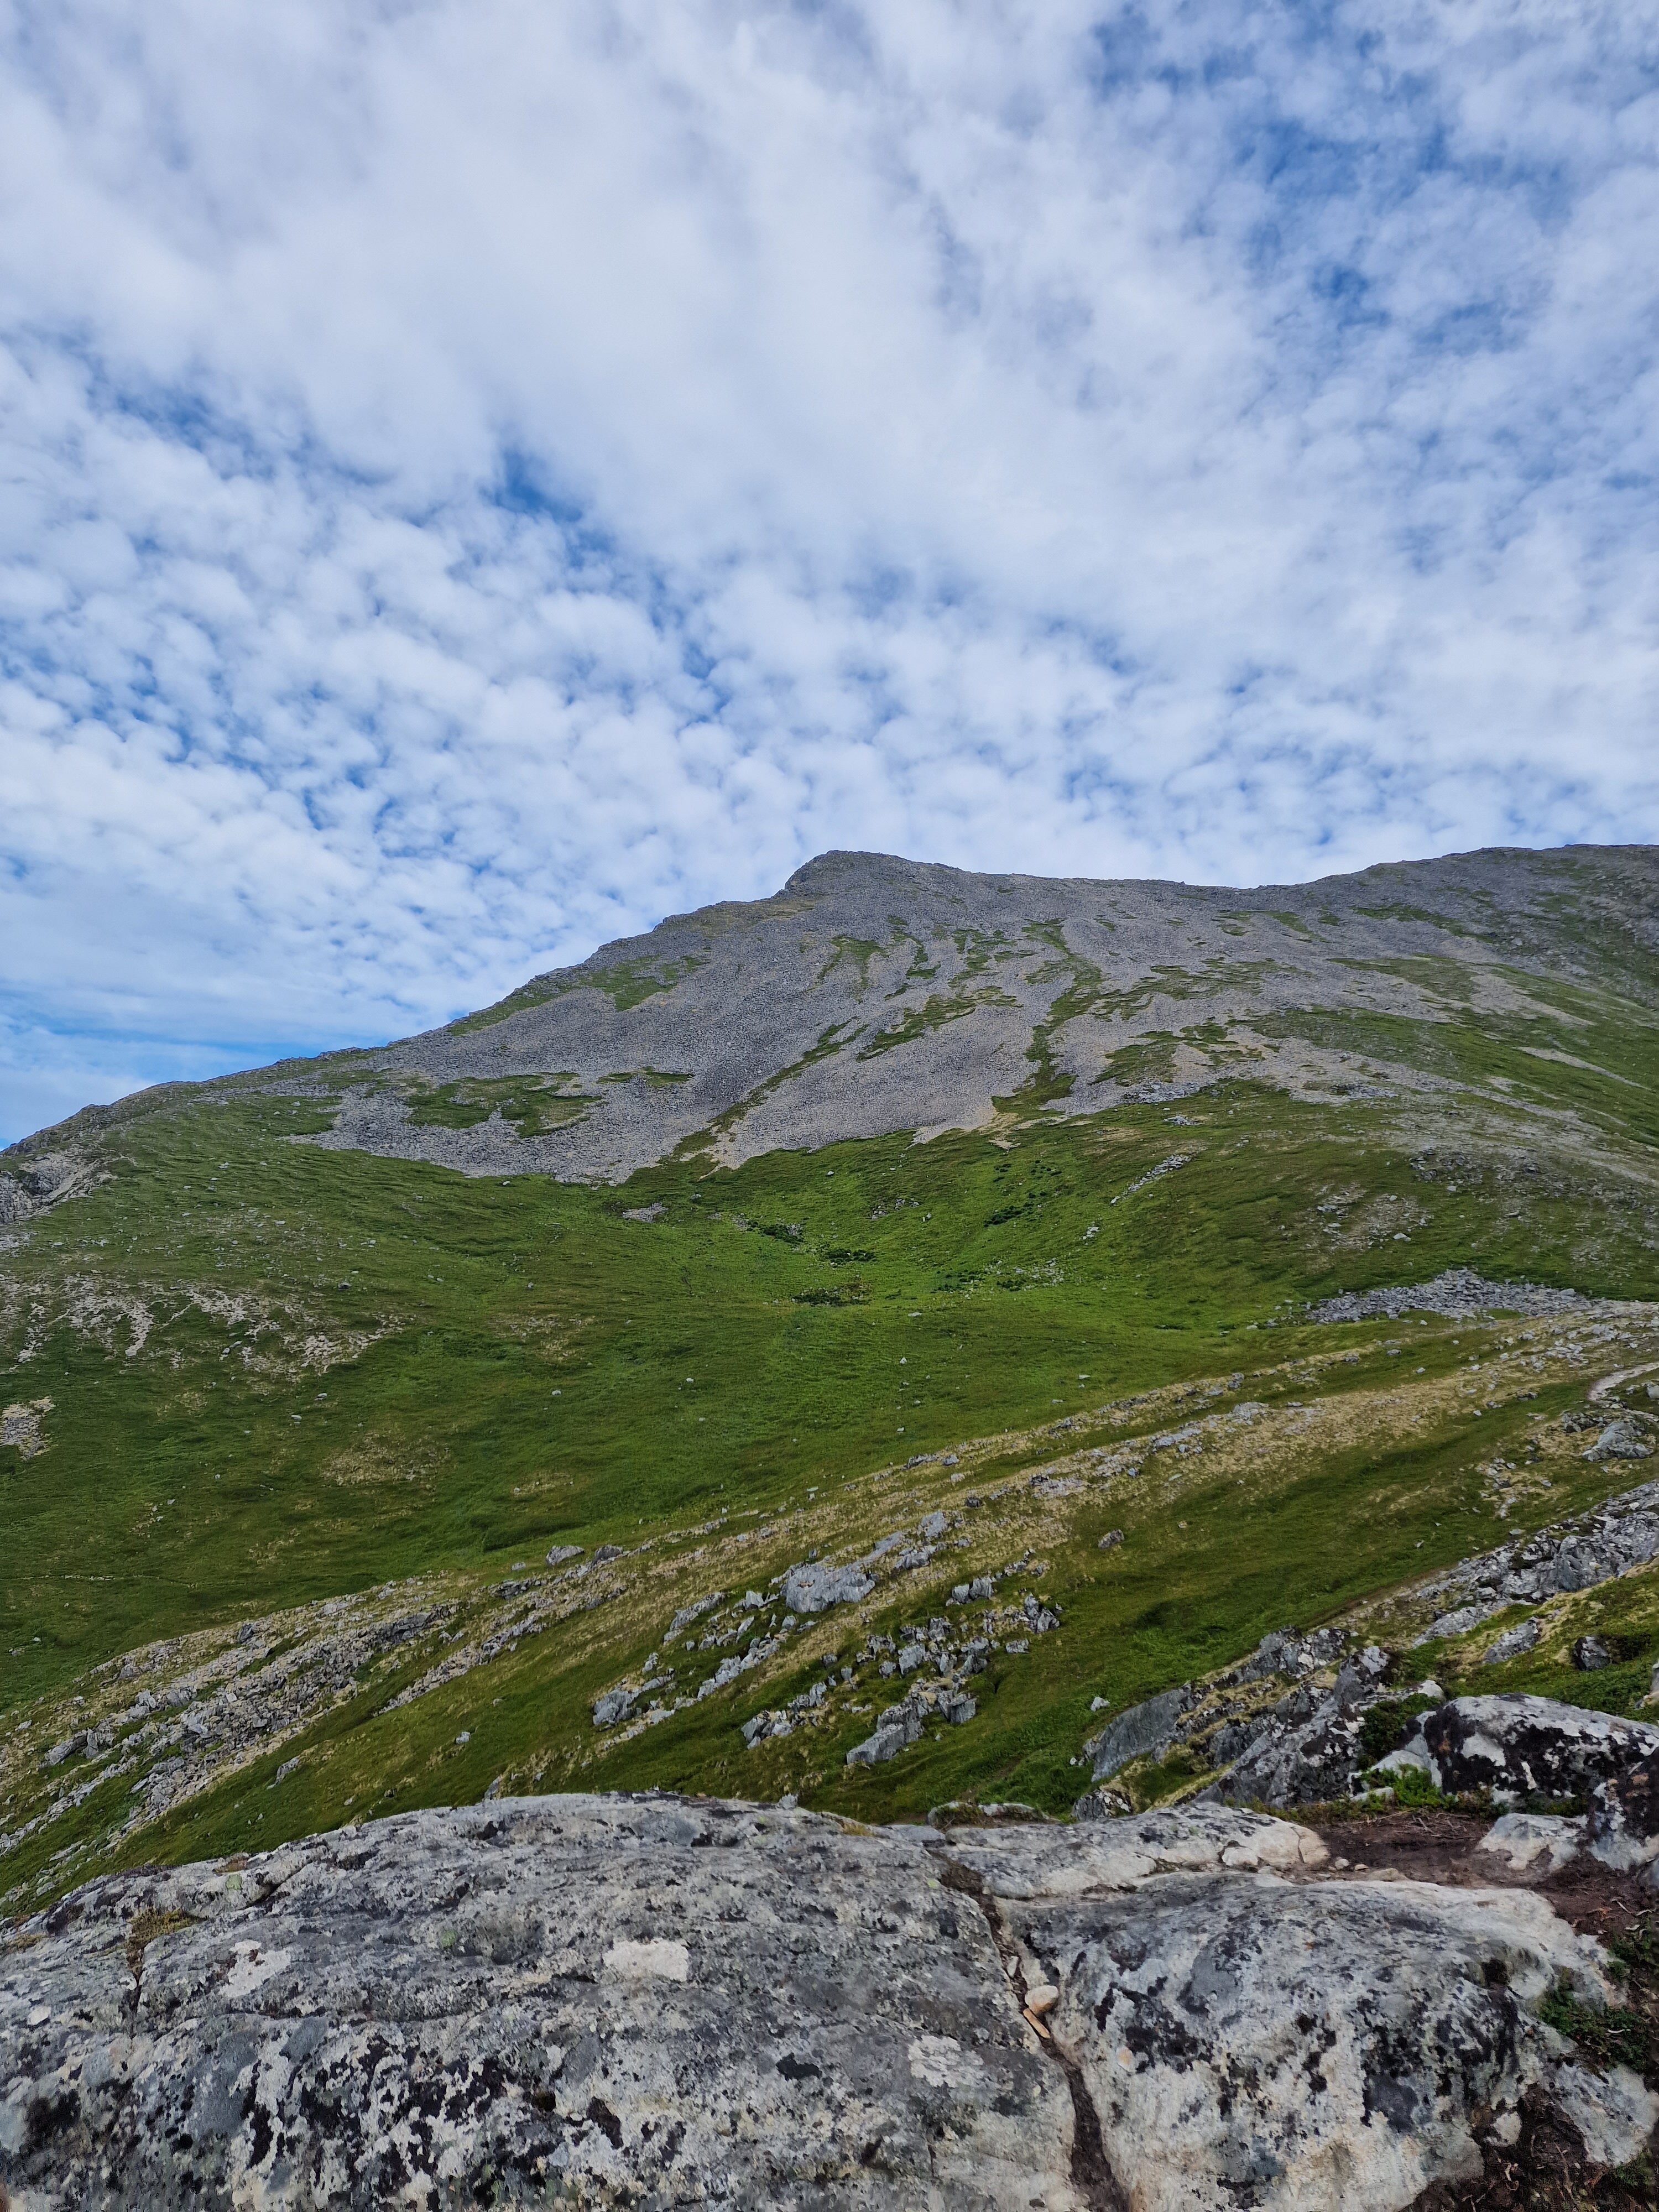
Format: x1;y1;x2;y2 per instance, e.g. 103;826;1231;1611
226;845;1659;1189
781;1559;875;1615
665;1590;724;1639
1310;1267;1588;1323
1573;1635;1613;1671
1426;1600;1505;1642
1422;1695;1659;1804
1016;1866;1650;2207
1586;1417;1653;1462
1235;1625;1349;1683
589;1686;638;1728
0;1149;99;1224
1587;1754;1659;1871
1331;1644;1390;1712
0;1796;1076;2208
1072;1786;1132;1819
741;1708;791;1747
1551;1538;1613;1592
3;1794;1652;2212
1208;1699;1369;1808
1085;1684;1194;1781
1483;1618;1541;1666
844;1710;923;1766
1475;1812;1584;1875
1409;1477;1659;1637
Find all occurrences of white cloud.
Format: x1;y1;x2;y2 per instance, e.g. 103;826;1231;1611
1;0;1656;1138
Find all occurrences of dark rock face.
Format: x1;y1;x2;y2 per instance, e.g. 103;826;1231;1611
1092;1630;1412;1812
1588;1754;1659;1872
1209;1699;1370;1808
1421;1695;1659;1804
2;1794;1654;2211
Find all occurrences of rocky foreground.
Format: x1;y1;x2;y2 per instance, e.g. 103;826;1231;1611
3;1780;1658;2210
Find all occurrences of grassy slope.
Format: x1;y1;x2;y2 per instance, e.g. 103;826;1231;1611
3;966;1659;1891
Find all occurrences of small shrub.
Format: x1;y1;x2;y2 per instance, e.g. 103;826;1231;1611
1358;1694;1439;1765
1385;1762;1443;1808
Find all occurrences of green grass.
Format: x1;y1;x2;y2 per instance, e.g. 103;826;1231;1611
5;1076;1656;1718
5;1042;1659;1886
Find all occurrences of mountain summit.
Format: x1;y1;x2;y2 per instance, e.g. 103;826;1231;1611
133;839;1659;1186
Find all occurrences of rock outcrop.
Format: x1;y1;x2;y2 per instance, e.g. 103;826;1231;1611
1414;1474;1659;1641
3;1793;1655;2210
1416;1694;1659;1805
0;1151;100;1227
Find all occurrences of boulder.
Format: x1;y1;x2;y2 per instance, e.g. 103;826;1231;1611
1420;1695;1659;1804
1483;1618;1540;1666
1085;1683;1194;1780
1585;1417;1653;1462
780;1559;874;1615
1587;1754;1659;1872
1206;1696;1368;1807
1475;1812;1583;1876
845;1702;924;1766
1013;1868;1652;2208
2;1794;1652;2212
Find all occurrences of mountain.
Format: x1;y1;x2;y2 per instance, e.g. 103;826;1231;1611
2;842;1658;1895
196;839;1659;1182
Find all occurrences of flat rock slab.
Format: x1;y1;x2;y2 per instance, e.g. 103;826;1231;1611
2;1795;1653;2210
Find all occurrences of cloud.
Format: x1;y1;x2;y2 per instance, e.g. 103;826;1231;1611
1;0;1656;1138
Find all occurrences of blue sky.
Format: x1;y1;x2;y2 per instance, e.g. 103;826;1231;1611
2;0;1657;1141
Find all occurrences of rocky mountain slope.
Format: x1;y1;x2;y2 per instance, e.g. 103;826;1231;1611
10;842;1652;1201
272;842;1659;1181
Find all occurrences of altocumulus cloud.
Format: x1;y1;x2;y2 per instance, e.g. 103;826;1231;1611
1;0;1657;1138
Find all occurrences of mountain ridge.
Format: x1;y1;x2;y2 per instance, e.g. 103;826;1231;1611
12;839;1652;1199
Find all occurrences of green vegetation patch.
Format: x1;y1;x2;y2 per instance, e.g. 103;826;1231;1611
404;1076;593;1135
6;1050;1659;1890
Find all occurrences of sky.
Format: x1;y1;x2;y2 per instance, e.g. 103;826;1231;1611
3;0;1657;1142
